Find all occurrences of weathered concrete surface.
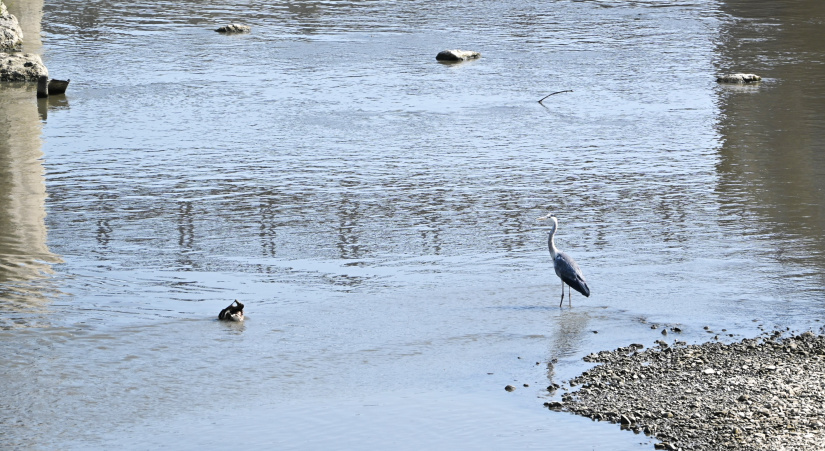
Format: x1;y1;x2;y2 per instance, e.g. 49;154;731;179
0;0;24;50
4;0;44;54
556;332;825;450
435;49;481;62
0;51;47;81
717;73;762;83
216;23;251;33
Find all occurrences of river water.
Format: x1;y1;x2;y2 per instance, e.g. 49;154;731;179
1;0;824;449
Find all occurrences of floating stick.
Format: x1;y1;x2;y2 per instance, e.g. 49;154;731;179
538;90;573;104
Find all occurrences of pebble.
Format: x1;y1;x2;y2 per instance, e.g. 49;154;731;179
558;332;825;450
504;385;515;392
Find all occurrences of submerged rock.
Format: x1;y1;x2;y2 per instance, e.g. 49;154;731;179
0;0;23;50
216;23;251;34
435;49;481;62
0;52;48;82
717;73;761;83
544;401;563;410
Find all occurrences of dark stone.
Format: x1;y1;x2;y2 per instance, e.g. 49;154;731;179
545;401;563;410
620;414;633;425
435;49;481;62
216;23;251;33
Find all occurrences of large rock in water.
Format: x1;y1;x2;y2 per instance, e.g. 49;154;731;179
0;52;48;81
435;49;481;62
717;73;761;83
0;0;23;50
216;23;251;33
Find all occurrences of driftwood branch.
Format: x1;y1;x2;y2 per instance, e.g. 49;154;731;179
538;90;573;104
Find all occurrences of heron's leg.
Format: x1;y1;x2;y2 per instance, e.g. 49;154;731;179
568;285;572;307
559;281;565;307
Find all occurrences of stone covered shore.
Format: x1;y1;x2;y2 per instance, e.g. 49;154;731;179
552;331;825;450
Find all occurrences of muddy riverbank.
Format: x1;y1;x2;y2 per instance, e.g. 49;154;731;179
555;331;825;450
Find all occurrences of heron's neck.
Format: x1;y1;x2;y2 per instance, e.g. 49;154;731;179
548;224;559;259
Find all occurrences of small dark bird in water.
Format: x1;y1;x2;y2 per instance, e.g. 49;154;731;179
219;300;244;322
538;213;590;307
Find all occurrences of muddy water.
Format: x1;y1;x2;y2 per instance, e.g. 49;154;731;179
1;0;824;449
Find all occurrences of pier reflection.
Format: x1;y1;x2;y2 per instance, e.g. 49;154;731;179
714;0;825;284
0;84;62;312
1;0;61;316
5;0;43;53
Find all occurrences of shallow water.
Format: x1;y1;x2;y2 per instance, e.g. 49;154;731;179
2;0;825;449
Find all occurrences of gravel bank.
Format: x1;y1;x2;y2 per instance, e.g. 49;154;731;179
553;331;825;450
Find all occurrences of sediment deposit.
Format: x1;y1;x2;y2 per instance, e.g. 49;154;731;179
555;332;825;450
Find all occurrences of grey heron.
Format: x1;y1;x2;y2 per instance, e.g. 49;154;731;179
539;214;590;307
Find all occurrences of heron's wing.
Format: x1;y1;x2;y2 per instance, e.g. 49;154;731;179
555;252;590;297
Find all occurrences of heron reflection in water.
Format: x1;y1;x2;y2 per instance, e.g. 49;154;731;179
538;213;590;307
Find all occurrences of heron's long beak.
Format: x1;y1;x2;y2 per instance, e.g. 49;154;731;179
537;213;553;221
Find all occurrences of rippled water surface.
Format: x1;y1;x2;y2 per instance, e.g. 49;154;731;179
2;0;825;449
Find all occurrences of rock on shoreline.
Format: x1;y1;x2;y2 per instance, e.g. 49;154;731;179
0;0;23;50
557;332;825;450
